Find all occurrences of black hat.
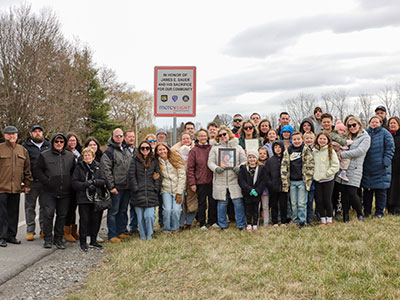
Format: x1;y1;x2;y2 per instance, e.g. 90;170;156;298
3;126;18;134
31;125;43;132
375;106;386;113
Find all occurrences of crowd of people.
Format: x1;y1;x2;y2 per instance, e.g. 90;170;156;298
0;104;398;250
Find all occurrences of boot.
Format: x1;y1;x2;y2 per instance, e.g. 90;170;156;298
71;224;80;240
63;225;76;242
343;213;350;223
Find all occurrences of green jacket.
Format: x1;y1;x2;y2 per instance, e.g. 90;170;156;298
281;144;314;192
330;130;347;146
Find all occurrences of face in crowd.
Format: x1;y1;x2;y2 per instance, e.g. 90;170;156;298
156;144;168;160
233;115;243;129
279;114;290;126
67;135;77;151
139;142;151;157
218;129;229;143
53;137;65;152
4;132;18;145
321;117;332;131
185;124;195;137
181;133;192;146
113;129;124;146
124;131;135;147
30;129;44;143
250;113;261;126
197;130;208;145
208;126;217;139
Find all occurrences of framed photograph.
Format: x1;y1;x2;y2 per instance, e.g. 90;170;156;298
245;139;259;152
218;148;236;169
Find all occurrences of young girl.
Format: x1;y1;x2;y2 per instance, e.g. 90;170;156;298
238;150;265;231
258;147;269;226
313;132;339;225
263;129;278;158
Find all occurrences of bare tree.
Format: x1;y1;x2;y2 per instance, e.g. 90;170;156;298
356;94;373;127
219;114;233;126
376;86;395;117
264;113;278;129
284;93;318;128
321;89;349;121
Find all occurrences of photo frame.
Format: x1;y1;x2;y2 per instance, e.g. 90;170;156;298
218;148;236;169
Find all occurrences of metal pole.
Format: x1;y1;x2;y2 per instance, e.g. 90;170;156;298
135;113;138;148
173;117;177;145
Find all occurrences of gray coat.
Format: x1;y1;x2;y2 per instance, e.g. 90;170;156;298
207;138;247;200
335;130;371;188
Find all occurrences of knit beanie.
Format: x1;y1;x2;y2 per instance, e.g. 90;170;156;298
247;149;259;160
334;120;346;131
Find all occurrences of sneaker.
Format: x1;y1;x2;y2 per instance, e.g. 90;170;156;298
89;242;103;249
358;215;365;221
26;233;34;241
0;239;7;247
53;240;65;250
211;223;220;229
338;170;349;182
252;225;258;231
246;225;252;232
273;224;279;228
200;225;208;231
373;214;383;219
43;241;52;249
80;244;88;252
96;235;104;243
263;222;268;227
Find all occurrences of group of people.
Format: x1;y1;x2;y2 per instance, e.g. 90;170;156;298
0;104;398;250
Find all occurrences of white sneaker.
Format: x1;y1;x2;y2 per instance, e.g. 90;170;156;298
96;234;104;243
246;225;252;232
252;225;258;231
200;225;208;231
211;223;219;229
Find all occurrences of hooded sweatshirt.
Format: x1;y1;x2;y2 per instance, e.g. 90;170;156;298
300;118;315;134
265;140;285;193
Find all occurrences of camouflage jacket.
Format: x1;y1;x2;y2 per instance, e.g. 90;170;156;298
281;144;314;192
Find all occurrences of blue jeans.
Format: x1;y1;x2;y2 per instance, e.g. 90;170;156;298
179;203;196;227
134;207;156;240
107;189;130;239
129;203;138;232
363;188;387;217
162;193;182;232
217;190;246;229
290;181;307;224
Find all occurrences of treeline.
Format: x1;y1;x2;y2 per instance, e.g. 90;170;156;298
0;5;154;144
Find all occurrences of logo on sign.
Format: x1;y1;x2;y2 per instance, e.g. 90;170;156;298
161;95;168;102
182;95;190;102
172;95;178;102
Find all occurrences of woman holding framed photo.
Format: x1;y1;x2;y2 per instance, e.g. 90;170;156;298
208;125;247;230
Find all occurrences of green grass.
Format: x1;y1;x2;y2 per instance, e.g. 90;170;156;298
68;216;400;300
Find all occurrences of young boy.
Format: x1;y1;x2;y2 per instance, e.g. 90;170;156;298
280;125;294;150
303;131;315;149
281;132;315;228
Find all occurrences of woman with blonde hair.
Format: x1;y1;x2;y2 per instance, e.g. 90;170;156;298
145;134;157;153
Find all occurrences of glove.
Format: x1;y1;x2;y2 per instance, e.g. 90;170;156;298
88;184;96;192
233;166;240;175
175;194;183;204
250;189;258;197
215;167;225;174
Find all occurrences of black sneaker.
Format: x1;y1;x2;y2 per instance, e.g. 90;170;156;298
43;241;52;249
89;242;103;249
53;240;65;250
0;239;7;247
7;237;21;244
80;244;88;252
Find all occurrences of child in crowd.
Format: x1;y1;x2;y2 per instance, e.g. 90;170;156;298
265;141;288;226
333;121;352;182
313;132;339;225
238;150;265;231
280;125;294;150
258;147;269;226
263;128;279;158
303;131;317;224
281;132;315;228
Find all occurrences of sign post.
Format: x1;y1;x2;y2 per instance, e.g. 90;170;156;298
154;66;196;144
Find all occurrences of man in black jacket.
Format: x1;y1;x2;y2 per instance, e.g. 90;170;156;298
34;133;76;249
22;125;51;241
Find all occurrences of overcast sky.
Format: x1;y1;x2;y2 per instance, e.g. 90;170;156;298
1;0;400;129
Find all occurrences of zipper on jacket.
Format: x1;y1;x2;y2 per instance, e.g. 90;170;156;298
144;168;148;207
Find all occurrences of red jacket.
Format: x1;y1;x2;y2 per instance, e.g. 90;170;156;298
187;143;213;186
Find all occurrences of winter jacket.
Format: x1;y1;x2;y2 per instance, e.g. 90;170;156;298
22;138;51;181
361;126;394;189
100;137;132;190
207;138;247;200
34;134;76;195
158;158;186;195
281;143;314;192
300;118;315;134
238;164;265;204
0;141;33;193
335;130;371;188
313;145;340;182
265;141;285;193
129;155;161;207
72;160;106;205
329;130;347;146
388;130;400;210
187;143;213;186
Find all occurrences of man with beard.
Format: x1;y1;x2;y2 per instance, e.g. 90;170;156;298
22;125;51;241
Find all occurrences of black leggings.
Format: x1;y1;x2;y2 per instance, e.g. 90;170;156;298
270;191;288;224
245;201;259;226
337;183;363;217
78;204;102;245
315;180;334;218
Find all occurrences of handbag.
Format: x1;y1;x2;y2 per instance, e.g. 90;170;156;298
93;185;112;212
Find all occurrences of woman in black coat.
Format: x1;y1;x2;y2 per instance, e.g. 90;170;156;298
128;141;161;240
72;147;106;251
388;117;400;215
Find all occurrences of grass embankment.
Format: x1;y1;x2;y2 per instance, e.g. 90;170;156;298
68;216;400;300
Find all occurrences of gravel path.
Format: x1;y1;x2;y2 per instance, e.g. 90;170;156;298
0;239;106;300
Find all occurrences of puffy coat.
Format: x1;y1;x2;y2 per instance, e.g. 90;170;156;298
238;164;266;204
187;143;213;186
100;137;132;190
265;141;285;193
0;141;33;193
207;138;247;200
22;138;51;180
388;130;400;210
361;126;394;189
72;160;106;205
335;130;371;188
34;134;75;195
159;158;186;195
129;155;161;207
313;145;340;182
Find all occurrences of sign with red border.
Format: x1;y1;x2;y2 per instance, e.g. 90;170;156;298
154;66;196;117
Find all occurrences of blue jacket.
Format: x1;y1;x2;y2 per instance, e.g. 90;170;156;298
361;126;394;189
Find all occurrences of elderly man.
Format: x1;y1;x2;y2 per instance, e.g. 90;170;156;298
0;126;33;247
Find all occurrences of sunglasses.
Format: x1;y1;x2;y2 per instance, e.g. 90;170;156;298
347;123;357;128
218;132;227;137
244;126;254;130
114;134;123;138
54;140;64;144
148;139;157;143
140;146;151;151
233;119;242;122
